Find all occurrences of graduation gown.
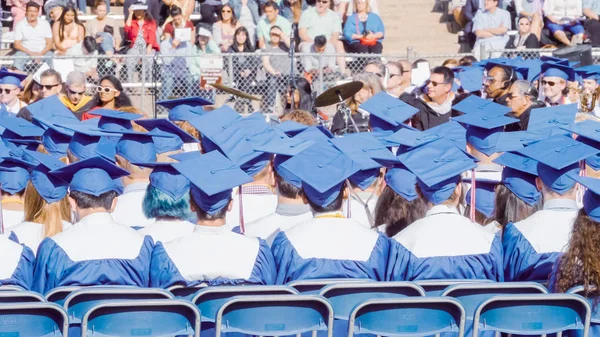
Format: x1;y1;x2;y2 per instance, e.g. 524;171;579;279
243;204;312;246
0;234;35;289
503;199;578;282
226;192;278;230
32;212;153;294
344;192;379;230
138;220;196;243
271;213;389;284
10;221;72;256
150;225;276;288
112;182;156;228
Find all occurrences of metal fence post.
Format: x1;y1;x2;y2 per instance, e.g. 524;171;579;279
480;43;486;61
407;46;414;62
227;54;234;86
318;54;324;94
141;54;146;113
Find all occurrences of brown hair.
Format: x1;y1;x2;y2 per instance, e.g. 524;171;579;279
173;120;200;139
554;209;600;304
93;0;107;8
117;106;148;132
279;110;317;126
373;185;427;237
442;59;459;68
23;182;71;237
347;73;383;115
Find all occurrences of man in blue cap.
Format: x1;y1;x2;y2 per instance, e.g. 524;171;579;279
151;151;276;287
272;143;389;283
503;136;599;281
388;138;503;282
33;156;152;294
541;63;574;107
0;68;28;116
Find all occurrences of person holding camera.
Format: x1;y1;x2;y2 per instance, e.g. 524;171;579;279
342;0;384;54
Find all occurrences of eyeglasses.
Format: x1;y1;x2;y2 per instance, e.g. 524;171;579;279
96;86;117;93
41;83;60;91
221;9;231;13
425;79;449;87
0;88;15;94
67;87;85;96
542;80;556;87
389;73;402;78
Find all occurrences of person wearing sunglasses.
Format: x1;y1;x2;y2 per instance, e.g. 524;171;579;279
81;75;133;121
471;0;511;60
0;68;28;117
506;15;540;49
583;0;600;48
57;71;95;118
212;4;241;53
505;80;544;132
541;63;574;107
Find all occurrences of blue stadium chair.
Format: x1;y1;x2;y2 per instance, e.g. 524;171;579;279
0;290;45;303
81;299;201;337
45;286;82;306
0;285;25;291
168;283;208;299
569;286;600;336
0;302;68;336
415;279;494;296
472;294;591;337
347;297;466;337
287;279;374;295
215;295;334;337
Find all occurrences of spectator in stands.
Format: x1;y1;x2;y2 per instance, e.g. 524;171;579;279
462;0;483;45
198;0;223;27
58;71;95;117
505;80;543;131
124;0;163;27
472;0;511;58
213;4;242;52
280;0;307;24
257;1;291;49
283;77;314;113
402;66;455;131
331;72;382;135
298;0;347;73
229;27;257;113
583;0;600;47
44;0;65;23
514;0;543;40
459;55;478;66
124;2;160;82
343;0;384;54
52;4;86;56
187;28;221;102
12;2;53;71
162;6;195;43
544;0;584;46
8;0;41;31
85;0;120;57
81;75;133;120
301;35;338;79
162;0;195;28
342;0;378;18
74;37;100;80
262;26;291;114
506;15;540;49
451;0;468;29
484;65;517;106
230;0;260;48
0;70;27;116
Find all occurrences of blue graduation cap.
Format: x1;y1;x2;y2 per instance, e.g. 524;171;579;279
0;150;34;195
385;166;418;202
50;156;130;196
517;59;544;82
0;68;27;89
526;104;578;135
66;123;118;161
540;56;570;66
157;97;213;122
173;150;252;215
398;138;476;204
541;62;575;81
134;119;199;154
280;143;361;207
0;116;44;143
494;152;541;206
452;95;512;116
562;120;600;170
20;149;68;203
371;130;401;148
108;130;169;165
26;96;79;123
424;120;468;151
186;106;241;140
494;130;548;153
452;110;519;156
293;126;333;142
359;92;418;132
517;135;599;194
32;117;74;158
254;137;315;189
273;121;310;137
465;179;497;218
453;66;485;92
169;151;202;162
385;128;440;149
567;175;600;222
89;109;142;132
157;97;213;110
137;162;190;201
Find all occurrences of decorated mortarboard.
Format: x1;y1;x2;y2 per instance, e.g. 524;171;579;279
50;156;130;196
173;150;253;215
254;137;315;188
0;68;27;89
493;152;541;206
385;165;418;202
136;162;190;200
517;135;599;194
88;109;142;132
453;66;485;93
541;62;575;81
527;104;578;135
567;175;600;222
134;119;199;154
452;110;519;156
20;149;68;203
465;179;497;218
273;121;310;137
452;95;511;116
398;138;476;204
359;92;418;132
26;96;79;123
280;143;361;207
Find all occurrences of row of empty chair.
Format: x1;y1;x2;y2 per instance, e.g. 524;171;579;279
0;279;595;337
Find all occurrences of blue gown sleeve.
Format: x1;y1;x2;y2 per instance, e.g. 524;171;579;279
248;238;277;285
372;234;390;281
149;241;187;288
503;223;560;282
9;245;35;290
490;233;504;282
8;232;19;244
231;226;241;234
32;238;62;295
386;239;413;281
271;232;294;285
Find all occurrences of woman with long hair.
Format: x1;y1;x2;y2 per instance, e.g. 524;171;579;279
9;150;71;255
52;4;86;56
213;4;241;52
373;166;427;237
124;2;159;82
228;26;257;113
81;75;133;120
283;77;313;114
342;0;384;54
331;72;383;135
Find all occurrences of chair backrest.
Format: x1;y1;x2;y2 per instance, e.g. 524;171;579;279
415;279;494;296
192;285;298;322
215;295;334;337
81;299;201;337
442;282;548;319
472;294;591;337
568;286;600;324
168;283;208;299
0;290;45;303
287;278;373;295
45;286;82;306
0;285;25;291
64;286;174;324
0;302;68;337
347;297;466;337
319;281;425;320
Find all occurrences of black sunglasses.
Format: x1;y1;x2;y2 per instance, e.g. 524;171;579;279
41;83;60;90
0;88;15;94
67;87;85;95
542;80;556;87
425;79;449;87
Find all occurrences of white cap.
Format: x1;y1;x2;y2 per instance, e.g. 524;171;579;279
197;27;211;38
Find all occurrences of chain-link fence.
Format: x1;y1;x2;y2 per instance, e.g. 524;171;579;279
484;47;600;63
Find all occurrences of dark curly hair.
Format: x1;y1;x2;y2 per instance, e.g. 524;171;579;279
373;185;427;237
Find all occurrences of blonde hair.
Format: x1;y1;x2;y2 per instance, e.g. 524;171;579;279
354;0;371;13
280;110;317;126
118;106;148;132
115;154;153;178
23;182;71;237
347;73;383;114
173;120;200;139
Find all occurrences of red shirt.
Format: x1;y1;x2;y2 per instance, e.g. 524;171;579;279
124;19;160;51
163;20;194;38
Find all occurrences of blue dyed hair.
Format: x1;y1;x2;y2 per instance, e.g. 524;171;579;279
142;185;193;220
